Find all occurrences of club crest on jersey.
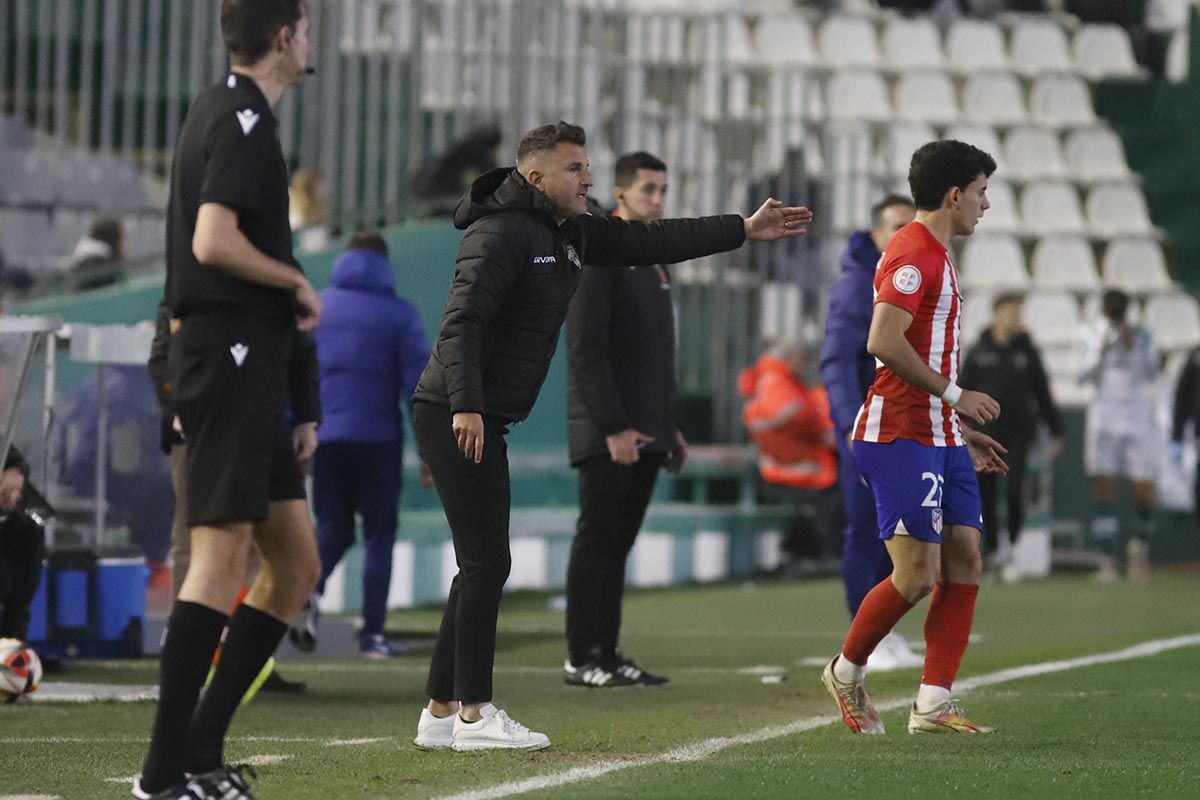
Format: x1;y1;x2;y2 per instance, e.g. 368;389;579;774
931;507;944;535
564;243;581;269
893;265;922;295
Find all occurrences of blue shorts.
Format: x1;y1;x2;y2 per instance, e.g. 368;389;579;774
852;439;983;543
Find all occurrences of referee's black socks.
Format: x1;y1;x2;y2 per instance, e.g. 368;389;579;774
142;601;229;792
187;603;288;773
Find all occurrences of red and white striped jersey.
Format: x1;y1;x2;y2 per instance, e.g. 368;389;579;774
852;221;964;447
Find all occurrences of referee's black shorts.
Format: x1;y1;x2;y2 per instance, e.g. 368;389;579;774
169;307;305;526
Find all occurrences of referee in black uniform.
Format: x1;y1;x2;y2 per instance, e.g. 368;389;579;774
135;3;320;799
409;121;812;754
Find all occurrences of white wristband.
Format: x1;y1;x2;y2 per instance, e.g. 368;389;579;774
940;382;963;406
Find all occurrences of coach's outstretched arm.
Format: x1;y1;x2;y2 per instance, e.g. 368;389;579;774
575;199;813;267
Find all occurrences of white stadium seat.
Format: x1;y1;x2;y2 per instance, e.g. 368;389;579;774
1065;127;1133;183
946;18;1008;73
979;178;1020;233
1074;24;1142;80
1086;183;1154;237
1023;291;1083;347
959;233;1029;291
818;15;880;69
959;290;994;348
1010;19;1075;77
962;73;1027;126
881;16;944;71
1020;181;1086;236
826;70;892;122
1030;75;1096;128
1144;292;1200;351
756;15;817;66
1102;237;1172;293
1003;126;1068;181
894;72;959;125
882;122;936;178
1031;235;1100;292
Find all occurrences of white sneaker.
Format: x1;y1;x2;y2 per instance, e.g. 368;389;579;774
451;704;551;752
413;708;456;750
867;631;923;672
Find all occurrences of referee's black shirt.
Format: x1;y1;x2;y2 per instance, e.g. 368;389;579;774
166;72;300;322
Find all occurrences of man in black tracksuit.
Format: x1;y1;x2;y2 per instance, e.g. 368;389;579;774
0;446;43;640
960;294;1064;562
563;152;681;688
410;121;811;753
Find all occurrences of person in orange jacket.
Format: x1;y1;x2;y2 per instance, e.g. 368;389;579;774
739;343;840;567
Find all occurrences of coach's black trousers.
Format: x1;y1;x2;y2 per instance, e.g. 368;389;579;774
565;453;664;666
412;401;512;703
978;436;1030;557
0;511;45;640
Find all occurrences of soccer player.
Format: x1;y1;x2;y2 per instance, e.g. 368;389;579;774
822;140;1008;735
134;2;320;798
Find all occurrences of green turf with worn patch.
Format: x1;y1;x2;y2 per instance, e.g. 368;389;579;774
1;573;1196;799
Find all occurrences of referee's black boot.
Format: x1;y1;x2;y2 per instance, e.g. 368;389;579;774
611;650;670;687
130;778;207;800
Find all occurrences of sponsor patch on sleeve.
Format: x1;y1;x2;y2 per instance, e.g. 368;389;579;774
892;265;922;295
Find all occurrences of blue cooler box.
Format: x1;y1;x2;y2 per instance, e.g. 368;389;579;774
27;548;147;658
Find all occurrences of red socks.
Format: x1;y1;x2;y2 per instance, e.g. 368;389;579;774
921;582;979;689
841;578;915;665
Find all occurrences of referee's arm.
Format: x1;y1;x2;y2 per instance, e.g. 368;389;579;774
193;204;322;330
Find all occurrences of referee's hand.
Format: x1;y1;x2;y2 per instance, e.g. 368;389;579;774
453;412;485;464
295;279;323;331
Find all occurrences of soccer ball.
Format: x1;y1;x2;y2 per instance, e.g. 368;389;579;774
0;638;43;702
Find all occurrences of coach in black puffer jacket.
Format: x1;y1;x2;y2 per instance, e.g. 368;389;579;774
413;168;744;421
408;121;811;743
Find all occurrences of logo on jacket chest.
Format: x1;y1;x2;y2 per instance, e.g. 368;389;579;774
564;243;581;269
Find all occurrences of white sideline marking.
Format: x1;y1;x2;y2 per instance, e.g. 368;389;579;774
329;737;389;746
244;754;291;766
0;795;62;799
426;633;1200;800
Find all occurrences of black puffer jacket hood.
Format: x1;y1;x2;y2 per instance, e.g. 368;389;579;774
453;167;553;229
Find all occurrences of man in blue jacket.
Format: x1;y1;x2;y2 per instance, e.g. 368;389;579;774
818;194;921;671
310;229;431;658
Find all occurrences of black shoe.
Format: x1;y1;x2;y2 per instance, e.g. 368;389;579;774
614;654;670;686
190;764;257;800
563;658;638;688
131;778;207;800
260;669;307;694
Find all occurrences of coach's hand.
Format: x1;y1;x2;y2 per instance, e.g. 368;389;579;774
963;429;1009;475
0;467;25;511
607;429;655;465
954;389;1001;426
294;278;323;332
453;412;485;464
293;422;318;463
744;198;814;240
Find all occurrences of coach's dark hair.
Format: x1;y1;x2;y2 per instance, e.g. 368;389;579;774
1102;288;1130;323
221;0;306;65
908;140;997;212
348;228;388;258
614;151;667;188
516;121;586;164
870;194;915;228
89;216;124;255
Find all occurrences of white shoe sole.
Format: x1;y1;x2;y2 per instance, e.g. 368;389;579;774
414;739;454;750
451;737;551;752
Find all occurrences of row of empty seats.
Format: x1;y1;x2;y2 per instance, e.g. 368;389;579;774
0;149;152;212
0;206;164;269
646;13;1141;81
827;69;1096;128
960;291;1200;355
959;235;1169;294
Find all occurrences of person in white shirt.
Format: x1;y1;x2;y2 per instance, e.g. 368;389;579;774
1079;288;1158;579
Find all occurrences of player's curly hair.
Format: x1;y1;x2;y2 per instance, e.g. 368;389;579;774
221;0;306;66
516;121;587;165
908;140;996;212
